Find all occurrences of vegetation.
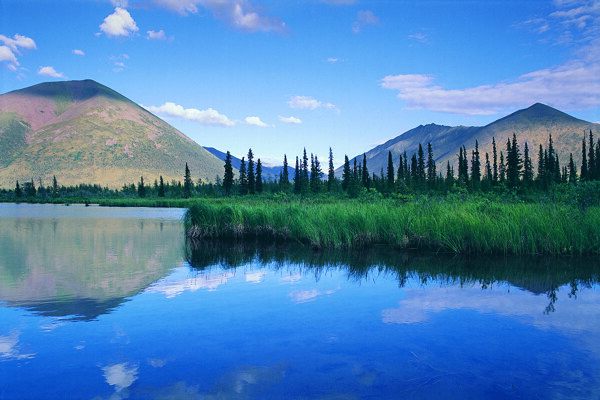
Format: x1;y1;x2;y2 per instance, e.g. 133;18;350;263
3;130;600;255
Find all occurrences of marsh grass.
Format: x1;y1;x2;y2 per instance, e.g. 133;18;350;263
184;197;600;255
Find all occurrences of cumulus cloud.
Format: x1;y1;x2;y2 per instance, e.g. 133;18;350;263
72;49;85;56
352;10;380;34
147;29;167;40
279;115;302;124
0;34;36;71
100;7;139;38
288;95;339;112
245;116;269;127
152;0;286;33
381;47;600;114
38;66;66;79
144;101;235;127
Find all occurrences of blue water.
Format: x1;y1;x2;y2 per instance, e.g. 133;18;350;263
1;203;599;399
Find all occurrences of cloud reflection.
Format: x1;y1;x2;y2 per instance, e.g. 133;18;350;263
146;270;235;297
0;331;36;360
289;287;339;304
102;362;138;392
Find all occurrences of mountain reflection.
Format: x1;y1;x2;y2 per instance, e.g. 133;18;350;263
186;239;600;312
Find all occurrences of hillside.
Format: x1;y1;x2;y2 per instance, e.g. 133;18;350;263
343;103;600;177
0;80;225;189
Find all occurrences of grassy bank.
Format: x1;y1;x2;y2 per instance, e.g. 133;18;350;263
184;197;600;255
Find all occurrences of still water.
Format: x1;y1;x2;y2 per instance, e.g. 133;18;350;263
1;203;599;399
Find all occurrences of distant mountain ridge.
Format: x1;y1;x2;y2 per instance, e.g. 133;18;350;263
0;79;225;188
342;103;599;177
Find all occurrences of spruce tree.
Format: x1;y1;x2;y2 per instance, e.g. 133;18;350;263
301;148;310;195
247;148;255;195
537;144;545;185
588;130;595;181
499;152;506;183
311;154;323;193
294;156;301;194
568;153;578;183
595;137;600;180
426;142;436;189
138;176;146;198
446;161;454;188
158;176;165;197
484;153;492;182
256;159;263;194
581;136;588;181
327;147;335;192
386;151;395;189
397;154;404;184
523;142;533;188
239;157;248;195
183;163;192;198
470;140;481;190
281;154;290;192
223;151;234;196
416;144;426;187
506;134;522;188
15;180;22;198
492;137;498;185
52;175;58;196
342;155;351;191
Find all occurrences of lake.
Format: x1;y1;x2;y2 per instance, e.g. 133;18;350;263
1;203;599;399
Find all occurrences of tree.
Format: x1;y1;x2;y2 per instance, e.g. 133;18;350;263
361;153;369;189
15;180;22;198
138;176;146;198
342;155;351;191
294;156;301;194
247;148;255;195
239;157;247;195
523;142;533;188
223;151;234;196
183;163;192;198
445;161;454;188
327;147;335;192
416;144;426;188
310;154;323;193
581;135;588;181
426;143;436;189
280;154;290;193
470;140;481;190
568;153;578;184
458;146;468;187
492;137;498;185
301;148;310;195
52;175;59;196
24;179;36;197
506;134;522;188
255;158;263;194
158;176;165;197
588;130;595;181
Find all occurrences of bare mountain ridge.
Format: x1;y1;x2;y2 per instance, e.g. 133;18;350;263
343;103;599;177
0;80;224;189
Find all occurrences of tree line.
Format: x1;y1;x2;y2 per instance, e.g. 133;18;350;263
2;130;598;201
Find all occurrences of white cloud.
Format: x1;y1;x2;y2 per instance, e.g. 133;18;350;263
99;7;139;38
0;332;36;361
153;0;286;33
352;10;380;34
38;66;66;79
327;57;339;63
288;95;339;112
279;115;302;124
381;49;600;115
0;34;36;72
147;29;167;40
245;116;269;127
144;101;235;127
102;363;138;392
72;49;85;56
109;54;129;72
409;32;428;43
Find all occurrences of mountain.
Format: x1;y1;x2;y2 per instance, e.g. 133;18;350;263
343;103;600;177
0;79;225;189
204;146;295;180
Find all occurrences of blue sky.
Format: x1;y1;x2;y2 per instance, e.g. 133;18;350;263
1;0;599;166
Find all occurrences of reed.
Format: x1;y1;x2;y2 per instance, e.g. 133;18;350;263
184;197;600;255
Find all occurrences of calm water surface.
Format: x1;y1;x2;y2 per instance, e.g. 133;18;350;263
1;203;599;399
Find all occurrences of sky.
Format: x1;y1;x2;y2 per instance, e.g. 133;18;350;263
1;0;599;166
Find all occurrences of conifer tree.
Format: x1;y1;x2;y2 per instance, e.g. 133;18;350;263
537;144;545;185
342;155;351;191
138;176;146;198
499;152;506;183
52;175;59;196
310;154;323;193
568;153;578;183
484;153;492;182
523;142;533;188
183;163;192;198
294;156;301;194
280;154;290;192
492;137;498;185
588;130;595;181
239;157;247;195
223;151;234;196
416;144;426;187
327;147;335;191
362;153;369;189
158;176;165;197
581;136;588;181
506;134;522;188
15;180;22;198
410;154;418;188
445;161;453;187
595;137;600;180
397;154;404;184
426;142;436;189
470;140;481;190
256;159;263;194
458;146;469;187
301;148;310;195
247;149;255;195
386;151;395;189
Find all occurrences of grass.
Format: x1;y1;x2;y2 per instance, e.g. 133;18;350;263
184;196;600;255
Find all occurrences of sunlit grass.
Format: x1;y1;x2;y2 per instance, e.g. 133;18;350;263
184;197;600;255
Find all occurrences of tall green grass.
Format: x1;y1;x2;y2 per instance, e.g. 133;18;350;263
184;197;600;255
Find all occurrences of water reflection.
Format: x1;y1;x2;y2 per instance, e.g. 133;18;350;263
186;240;600;313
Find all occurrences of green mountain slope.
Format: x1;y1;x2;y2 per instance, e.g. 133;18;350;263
0;80;225;189
344;103;599;177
